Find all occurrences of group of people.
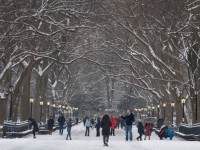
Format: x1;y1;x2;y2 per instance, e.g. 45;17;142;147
136;121;153;141
28;109;171;147
82;109;135;146
28;113;73;140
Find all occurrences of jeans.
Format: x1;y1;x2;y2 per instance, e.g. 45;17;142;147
66;127;72;140
125;125;133;141
59;125;64;135
85;127;90;136
137;133;142;141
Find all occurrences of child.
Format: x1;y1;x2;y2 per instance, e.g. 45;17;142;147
66;118;72;140
144;123;153;140
168;127;174;140
136;120;144;141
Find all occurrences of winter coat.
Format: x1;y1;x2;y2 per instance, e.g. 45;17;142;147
85;119;91;127
137;122;144;134
121;113;135;125
95;118;101;129
101;118;111;136
111;116;117;129
47;118;54;130
67;120;72;128
168;128;174;140
58;116;65;126
29;118;39;132
145;124;152;136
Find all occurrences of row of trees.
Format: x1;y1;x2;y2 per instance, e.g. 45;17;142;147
0;0;199;125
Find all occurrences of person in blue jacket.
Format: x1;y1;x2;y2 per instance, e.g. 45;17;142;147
168;127;174;140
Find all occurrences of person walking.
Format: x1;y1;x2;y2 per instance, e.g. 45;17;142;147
28;117;39;139
110;116;117;136
66;118;72;140
58;114;65;135
83;117;86;127
136;120;144;141
85;116;91;136
121;109;135;141
47;116;54;135
95;117;101;137
144;123;153;140
101;114;111;146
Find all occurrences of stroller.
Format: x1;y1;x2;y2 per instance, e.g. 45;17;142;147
159;125;168;140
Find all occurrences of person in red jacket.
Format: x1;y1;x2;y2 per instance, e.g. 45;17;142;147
110;116;117;136
144;123;153;140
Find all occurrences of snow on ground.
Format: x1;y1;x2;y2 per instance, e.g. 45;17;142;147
0;124;200;150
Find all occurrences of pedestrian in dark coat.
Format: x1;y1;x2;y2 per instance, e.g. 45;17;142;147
95;117;101;137
66;118;72;140
101;114;111;147
47;116;54;135
28;117;39;138
58;114;65;135
136;120;144;141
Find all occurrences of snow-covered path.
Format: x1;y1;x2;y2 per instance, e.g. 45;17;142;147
0;124;200;150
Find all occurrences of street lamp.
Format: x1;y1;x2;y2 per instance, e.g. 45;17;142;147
30;97;34;118
194;90;198;123
171;103;175;125
47;102;50;119
163;103;166;118
52;104;56;119
148;106;151;117
8;85;14;121
40;101;44;122
181;99;186;123
152;106;155;117
157;105;160;119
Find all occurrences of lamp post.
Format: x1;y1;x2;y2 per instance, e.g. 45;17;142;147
9;85;14;121
181;99;186;123
47;102;50;120
148;106;151;117
40;101;44;122
157;105;160;119
59;105;62;114
171;103;175;125
30;97;34;118
194;90;198;123
163;103;166;118
152;106;155;117
62;105;65;117
52;104;56;119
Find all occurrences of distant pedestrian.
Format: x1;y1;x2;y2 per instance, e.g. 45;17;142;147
85;116;91;136
136;120;144;141
58;114;65;135
101;114;111;146
83;117;86;127
91;117;95;129
47;116;54;135
76;117;79;125
121;119;125;129
110;116;117;136
66;118;72;140
144;123;153;140
95;117;101;137
28;117;39;139
121;109;135;141
116;116;121;129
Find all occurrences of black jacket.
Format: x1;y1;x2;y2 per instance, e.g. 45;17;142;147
29;118;39;132
58;116;65;126
121;113;135;125
67;120;72;128
101;118;111;136
137;122;144;134
48;118;54;130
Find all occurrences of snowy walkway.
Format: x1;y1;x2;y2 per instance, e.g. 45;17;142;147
0;124;200;150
